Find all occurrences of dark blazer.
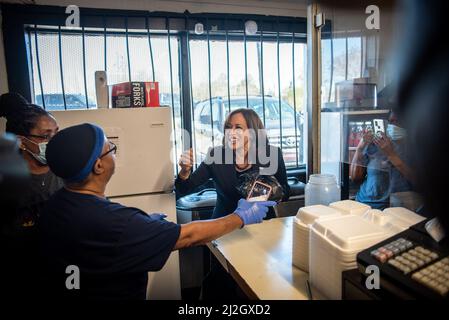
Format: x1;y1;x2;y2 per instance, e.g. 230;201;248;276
175;145;290;219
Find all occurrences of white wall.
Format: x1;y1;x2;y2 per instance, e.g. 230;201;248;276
0;0;307;95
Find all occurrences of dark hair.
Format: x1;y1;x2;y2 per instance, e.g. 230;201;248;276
221;108;273;167
222;108;269;148
0;93;52;136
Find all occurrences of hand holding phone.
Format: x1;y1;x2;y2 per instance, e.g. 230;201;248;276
247;181;272;202
235;199;277;226
373;119;385;137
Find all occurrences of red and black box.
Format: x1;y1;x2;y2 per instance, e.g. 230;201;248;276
111;82;159;108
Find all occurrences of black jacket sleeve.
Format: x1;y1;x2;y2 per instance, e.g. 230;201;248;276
174;156;213;197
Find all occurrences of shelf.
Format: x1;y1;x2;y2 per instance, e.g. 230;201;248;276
321;109;390;115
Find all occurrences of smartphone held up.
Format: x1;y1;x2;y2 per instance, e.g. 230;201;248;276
247;181;273;202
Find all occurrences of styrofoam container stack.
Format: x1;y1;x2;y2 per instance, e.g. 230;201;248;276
309;214;393;299
290;198;425;299
292;205;342;271
329;199;371;216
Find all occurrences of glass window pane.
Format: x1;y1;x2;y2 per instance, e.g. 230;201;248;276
318;4;417;210
347;37;362;80
33;32;64;110
128;35;152;82
61;32;87;109
27;25;306;175
106;33;130;85
190;36;306;167
85;33;105;108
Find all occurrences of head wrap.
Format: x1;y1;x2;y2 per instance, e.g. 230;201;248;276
46;123;105;182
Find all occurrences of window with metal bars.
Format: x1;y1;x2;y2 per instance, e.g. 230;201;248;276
3;4;307;170
26;23;184;173
189;30;307;168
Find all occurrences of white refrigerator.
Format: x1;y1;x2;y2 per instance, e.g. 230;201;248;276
49;107;181;300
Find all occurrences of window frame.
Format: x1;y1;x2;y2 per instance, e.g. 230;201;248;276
2;3;308;174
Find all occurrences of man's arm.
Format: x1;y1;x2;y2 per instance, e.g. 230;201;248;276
173;199;276;251
173;214;242;250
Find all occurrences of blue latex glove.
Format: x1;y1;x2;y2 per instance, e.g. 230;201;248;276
234;199;277;226
148;213;167;220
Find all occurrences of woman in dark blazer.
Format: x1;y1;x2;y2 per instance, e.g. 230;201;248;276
175;108;290;220
176;108;290;299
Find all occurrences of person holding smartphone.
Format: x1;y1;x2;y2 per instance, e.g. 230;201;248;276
175;108;290;300
350;111;415;209
176;108;289;220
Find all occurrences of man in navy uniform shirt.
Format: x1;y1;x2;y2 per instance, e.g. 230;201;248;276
40;123;274;300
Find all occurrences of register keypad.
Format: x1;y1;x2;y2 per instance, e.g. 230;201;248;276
412;257;449;296
358;223;449;299
370;238;413;263
370;238;440;274
387;246;439;274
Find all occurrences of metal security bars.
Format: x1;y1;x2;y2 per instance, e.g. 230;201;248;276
33;25;45;109
57;26;67;110
146;17;155;82
81;27;89;108
27;25;183;174
3;4;307;169
277;30;283;152
103;16;107;74
166;18;180;171
292;31;299;167
206;24;214;149
243;19;249;109
189;25;307;167
225;27;231;115
259;21;266;126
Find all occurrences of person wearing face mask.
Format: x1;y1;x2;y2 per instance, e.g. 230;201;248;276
0;92;62;299
350;111;415;210
0;93;62;229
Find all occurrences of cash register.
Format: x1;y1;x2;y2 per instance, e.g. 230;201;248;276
354;218;449;299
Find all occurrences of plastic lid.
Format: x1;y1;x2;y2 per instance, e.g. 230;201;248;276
362;209;392;227
329;200;371;216
383;207;425;230
312;215;389;251
308;174;337;185
296;205;342;225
